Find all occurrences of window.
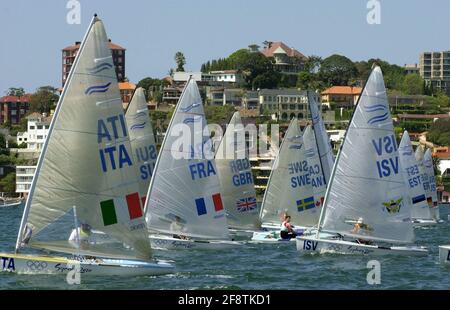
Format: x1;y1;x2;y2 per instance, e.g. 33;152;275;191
45;125;49;129
37;135;43;140
29;126;35;130
37;125;43;129
11;110;17;115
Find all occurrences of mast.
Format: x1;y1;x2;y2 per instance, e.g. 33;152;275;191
15;15;99;253
308;91;328;187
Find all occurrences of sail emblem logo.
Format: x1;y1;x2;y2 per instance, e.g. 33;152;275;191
236;197;257;213
382;197;403;214
85;82;111;95
305;148;315;158
180;102;201;112
363;103;388;125
130;122;146;130
87;62;113;74
400;145;413;156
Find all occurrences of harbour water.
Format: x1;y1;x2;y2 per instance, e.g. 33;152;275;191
1;204;449;289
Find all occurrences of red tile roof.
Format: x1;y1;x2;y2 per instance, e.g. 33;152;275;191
321;86;362;95
0;94;32;103
118;81;136;91
261;42;306;59
433;146;450;159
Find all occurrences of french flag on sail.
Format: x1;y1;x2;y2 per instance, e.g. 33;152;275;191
195;193;224;216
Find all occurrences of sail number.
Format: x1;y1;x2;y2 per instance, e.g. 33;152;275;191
97;115;133;172
1;257;15;271
405;164;422;189
230;159;253;186
372;135;399;178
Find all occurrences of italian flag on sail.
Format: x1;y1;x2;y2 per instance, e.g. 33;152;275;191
100;192;143;226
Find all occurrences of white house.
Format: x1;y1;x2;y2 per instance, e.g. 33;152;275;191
209;70;244;84
23;112;51;150
16;166;36;196
16;131;29;145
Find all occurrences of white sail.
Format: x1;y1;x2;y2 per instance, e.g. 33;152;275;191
398;131;431;220
145;79;229;240
215;112;260;230
125;87;157;205
307;91;334;184
15;16;151;260
415;145;433;207
321;67;414;244
302;125;326;215
260;119;317;227
424;148;439;209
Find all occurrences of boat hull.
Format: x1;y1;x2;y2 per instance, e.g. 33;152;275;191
439;246;450;264
0;253;174;276
412;218;438;227
296;237;428;256
149;235;243;250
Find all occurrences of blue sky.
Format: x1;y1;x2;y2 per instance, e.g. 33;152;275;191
1;0;449;93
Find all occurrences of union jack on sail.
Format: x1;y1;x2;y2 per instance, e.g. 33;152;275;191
236;197;257;212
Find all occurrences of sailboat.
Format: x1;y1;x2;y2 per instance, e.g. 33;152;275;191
215;111;260;234
414;146;438;225
296;66;428;256
251;119;318;242
0;15;174;275
145;78;241;250
125;87;157;205
423;148;442;222
307;91;334;184
398;131;435;226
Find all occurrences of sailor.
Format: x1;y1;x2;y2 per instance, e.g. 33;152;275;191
351;217;373;245
280;215;297;240
69;223;95;244
170;216;189;240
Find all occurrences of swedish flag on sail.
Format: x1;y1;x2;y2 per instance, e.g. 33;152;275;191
297;197;315;212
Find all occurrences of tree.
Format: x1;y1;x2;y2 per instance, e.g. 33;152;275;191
402;74;424;95
174;52;186;72
137;77;163;101
30;86;59;114
304;55;322;73
319;54;358;86
427;119;450;146
0;172;16;193
6;87;25;96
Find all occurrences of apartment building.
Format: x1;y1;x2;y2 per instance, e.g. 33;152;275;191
419;51;450;96
62;39;125;86
0;94;31;125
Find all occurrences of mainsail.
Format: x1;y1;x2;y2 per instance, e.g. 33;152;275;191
398;131;431;220
125;87;157;205
302;125;326;217
320;66;414;244
215;112;260;230
307;91;334;184
144;79;229;240
260;119;317;227
424;148;440;219
15;16;151;260
415;145;432;207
